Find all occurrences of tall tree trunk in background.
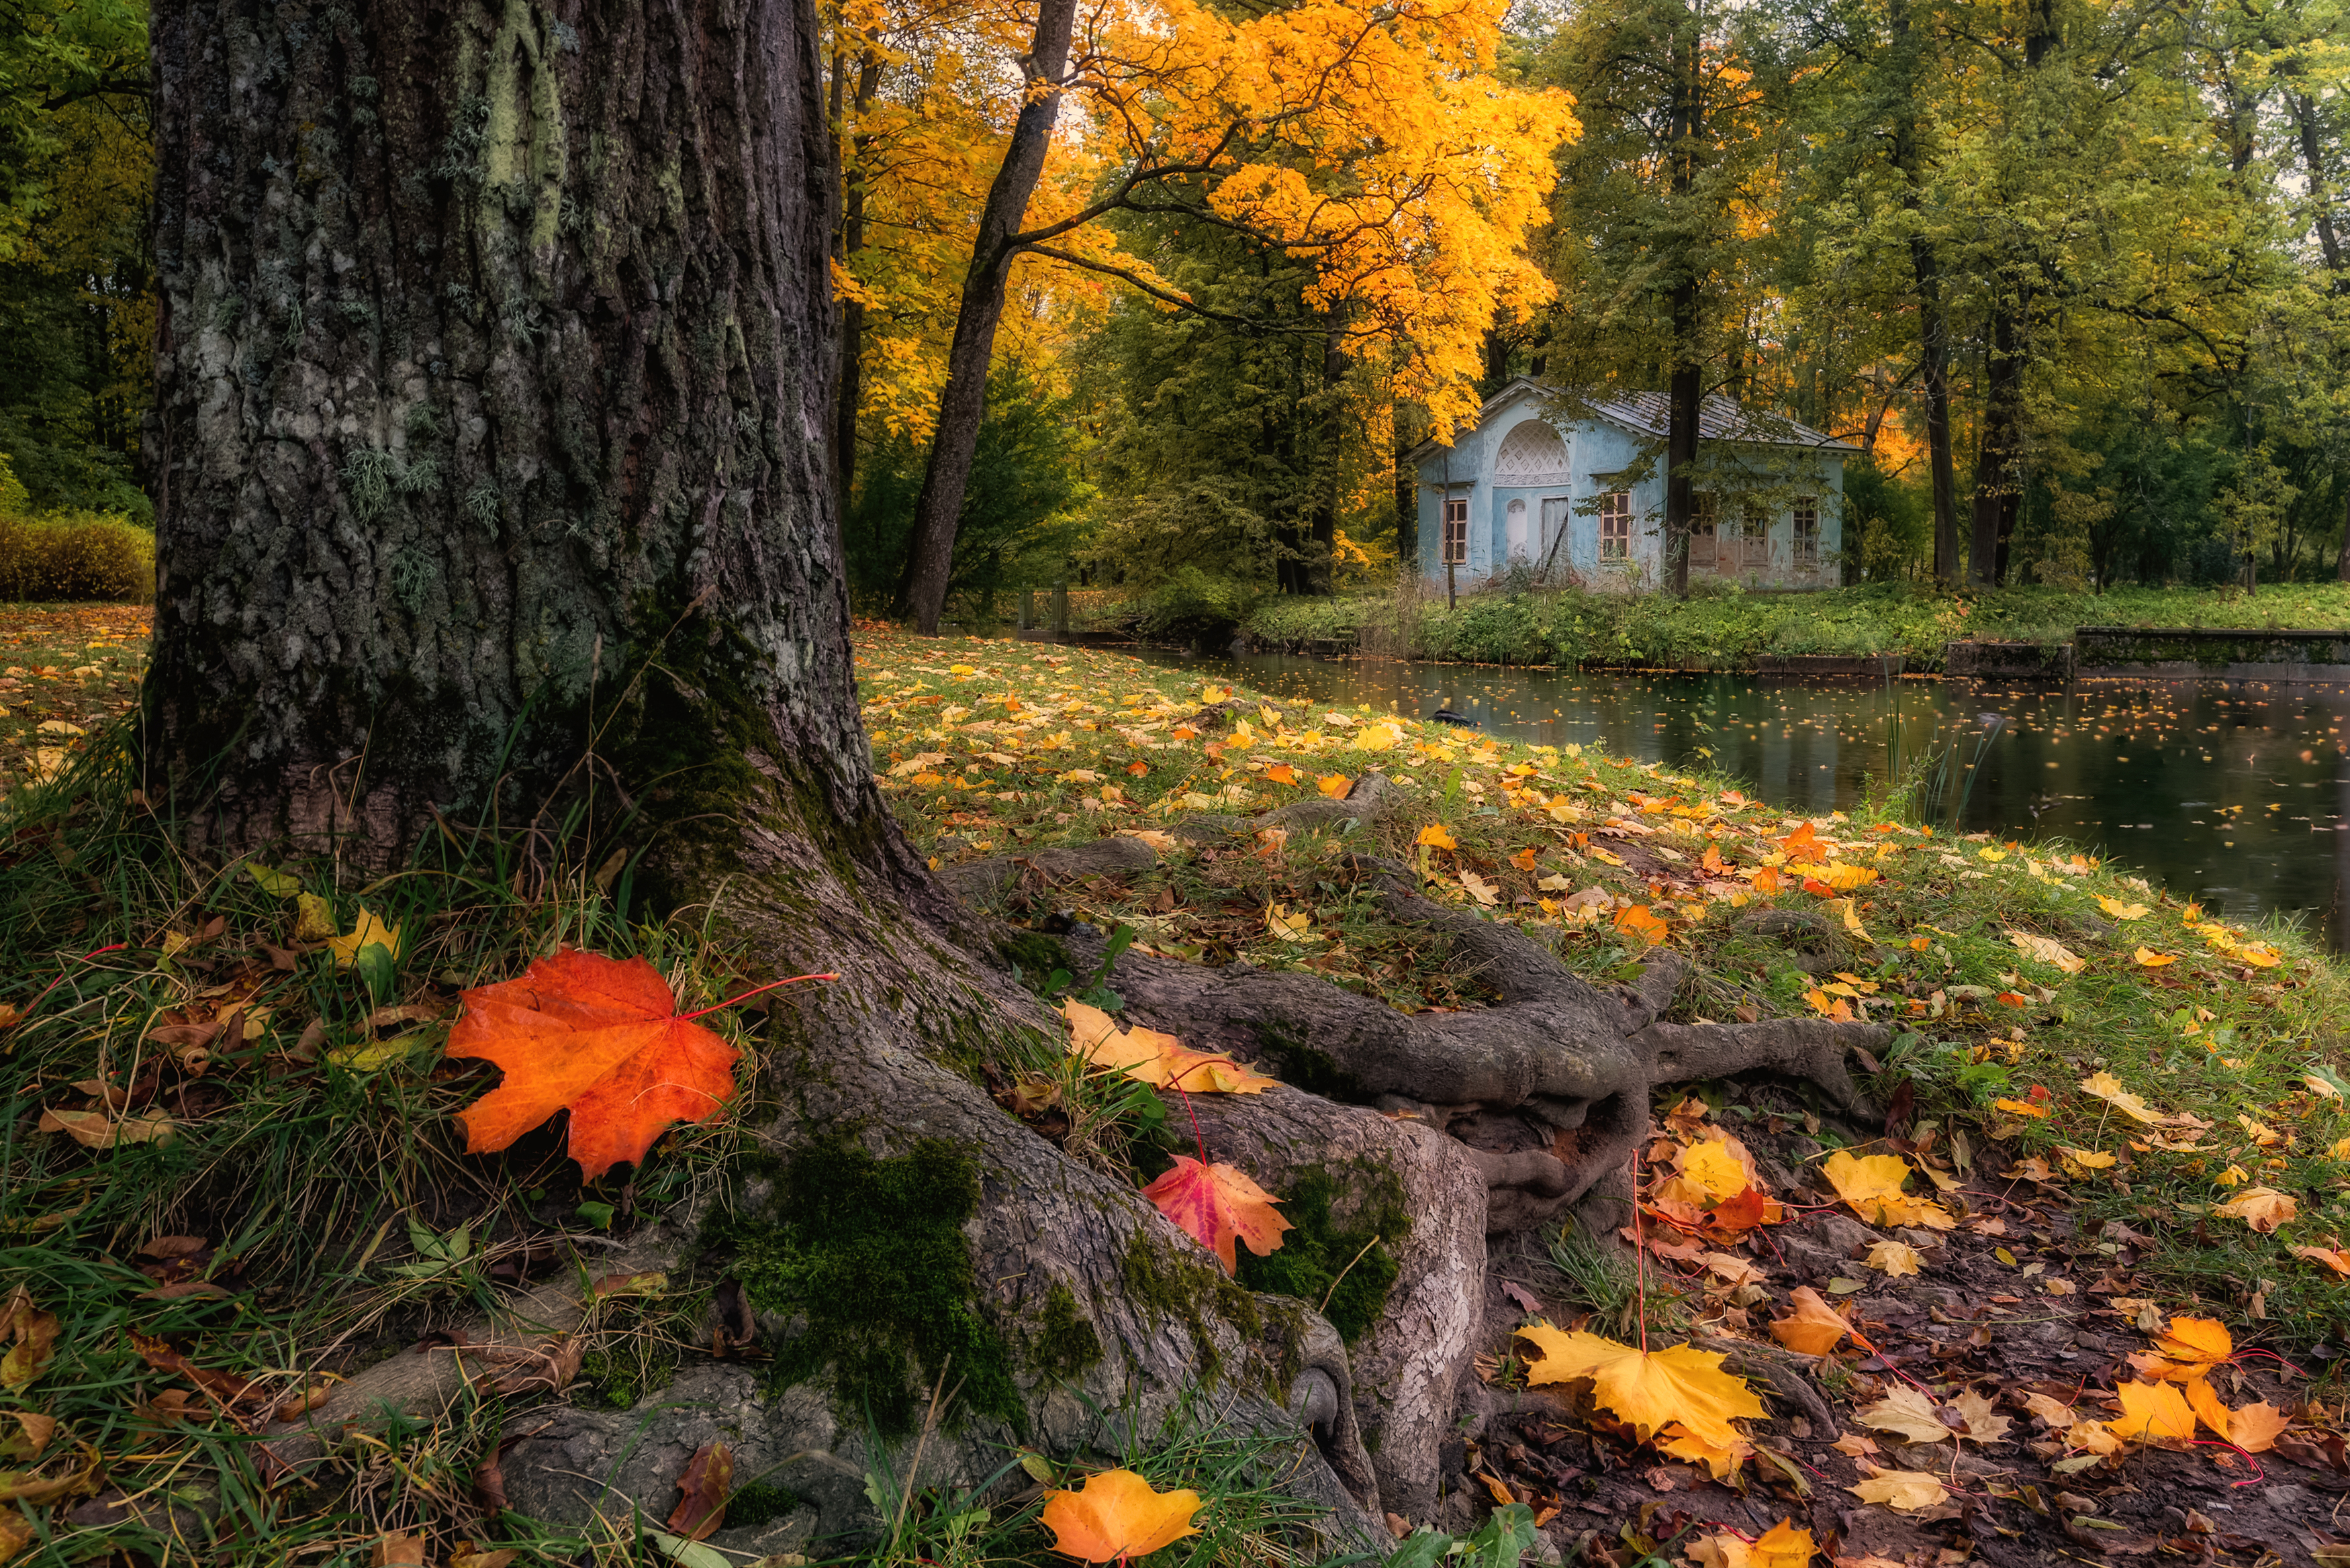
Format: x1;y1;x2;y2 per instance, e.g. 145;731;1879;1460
1887;0;1958;585
833;49;883;522
145;0;852;865
2290;90;2350;582
1969;300;2023;586
1393;403;1418;570
1307;320;1345;595
1662;6;1701;600
896;0;1078;633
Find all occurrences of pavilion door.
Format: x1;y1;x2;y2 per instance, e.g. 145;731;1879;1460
1689;496;1721;576
1538;496;1571;574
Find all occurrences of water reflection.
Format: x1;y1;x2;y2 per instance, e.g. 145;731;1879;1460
1125;648;2350;949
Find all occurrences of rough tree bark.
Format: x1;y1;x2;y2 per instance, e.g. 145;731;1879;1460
1969;299;2024;587
894;0;1079;634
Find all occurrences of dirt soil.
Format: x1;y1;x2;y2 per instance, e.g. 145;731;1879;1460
1438;1081;2349;1567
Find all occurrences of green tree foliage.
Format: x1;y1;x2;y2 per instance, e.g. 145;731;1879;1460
0;0;153;516
844;360;1091;616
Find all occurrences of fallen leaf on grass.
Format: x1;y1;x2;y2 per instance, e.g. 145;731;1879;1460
1062;999;1277;1093
38;1106;175;1149
1993;1095;2049;1118
0;1412;54;1461
2007;930;2085;974
2292;1241;2350;1277
2098;897;2150;920
2078;1070;2162;1124
1317;775;1352;798
1768;1287;1856;1355
1040;1468;1204;1561
326;907;403;968
1517;1326;1763;1446
2213;1185;2297;1232
1459;871;1499;907
444;948;785;1181
1141;1156;1290;1274
2112;1380;2196;1444
1416;824;1457;851
665;1440;731;1542
1846;1469;1949;1511
1615;904;1669;946
372;1534;426;1567
2133;948;2177;967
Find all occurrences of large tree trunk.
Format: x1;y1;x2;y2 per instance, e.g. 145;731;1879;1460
894;0;1078;634
145;0;851;863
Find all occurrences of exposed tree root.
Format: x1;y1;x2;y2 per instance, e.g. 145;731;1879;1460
952;775;1885;1234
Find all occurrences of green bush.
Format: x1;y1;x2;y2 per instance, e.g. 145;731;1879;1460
0;507;157;601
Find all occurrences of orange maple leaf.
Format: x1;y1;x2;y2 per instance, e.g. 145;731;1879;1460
446;950;829;1180
1040;1468;1203;1561
1768;1285;1862;1357
1141;1156;1291;1274
2112;1380;2196;1444
1615;904;1669;946
1779;822;1818;856
2127;1316;2232;1382
1317;775;1352;799
1264;764;1299;786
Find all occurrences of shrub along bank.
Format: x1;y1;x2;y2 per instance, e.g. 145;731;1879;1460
1240;580;2350;670
0;456;156;602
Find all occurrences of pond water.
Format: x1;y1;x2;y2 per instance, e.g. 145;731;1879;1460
1125;648;2350;950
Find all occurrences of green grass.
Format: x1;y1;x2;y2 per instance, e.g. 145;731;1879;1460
1240;579;2350;669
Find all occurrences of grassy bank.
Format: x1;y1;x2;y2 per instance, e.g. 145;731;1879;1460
1241;580;2350;669
862;624;2350;1344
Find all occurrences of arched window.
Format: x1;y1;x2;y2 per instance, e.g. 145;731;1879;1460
1493;419;1570;484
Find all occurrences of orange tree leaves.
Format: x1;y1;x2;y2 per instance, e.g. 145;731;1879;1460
446;950;829;1180
1040;1468;1204;1562
1141;1156;1292;1274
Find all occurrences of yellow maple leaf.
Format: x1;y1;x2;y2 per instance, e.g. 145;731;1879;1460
1317;775;1352;799
1820;1150;1953;1229
2078;1071;2163;1124
1679;1140;1750;1202
1356;723;1401;752
2098;896;2151;920
2214;1185;2298;1232
1060;999;1275;1094
2133;948;2177;967
1657;1422;1751;1481
1867;1239;1923;1277
1416;824;1458;851
1846;1469;1950;1510
1516;1326;1763;1446
1992;1097;2049;1118
2112;1380;2196;1444
2007;929;2085;974
328;908;403;968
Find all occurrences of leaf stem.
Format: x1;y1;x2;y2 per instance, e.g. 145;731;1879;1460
675;971;839;1022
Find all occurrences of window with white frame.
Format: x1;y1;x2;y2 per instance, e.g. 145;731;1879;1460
1793;496;1820;566
1442;496;1468;564
1599;491;1633;561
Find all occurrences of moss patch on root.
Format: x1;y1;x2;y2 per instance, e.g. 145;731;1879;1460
730;1137;1021;1435
1235;1161;1408;1344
